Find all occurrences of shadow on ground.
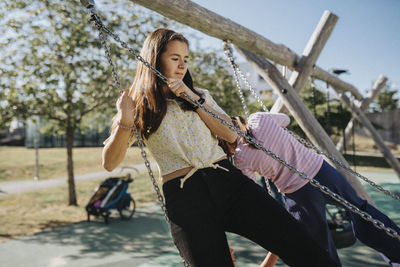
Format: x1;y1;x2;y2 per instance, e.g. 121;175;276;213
0;203;177;267
27;210;174;260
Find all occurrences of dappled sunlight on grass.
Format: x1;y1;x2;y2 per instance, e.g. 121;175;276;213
0;146;153;182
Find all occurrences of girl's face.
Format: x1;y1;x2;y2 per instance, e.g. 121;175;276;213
159;40;188;80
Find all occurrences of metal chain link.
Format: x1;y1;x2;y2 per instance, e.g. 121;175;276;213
287;130;400;201
223;41;400;201
84;3;400;251
223;41;269;113
223;42;249;118
223;42;274;196
97;27;122;92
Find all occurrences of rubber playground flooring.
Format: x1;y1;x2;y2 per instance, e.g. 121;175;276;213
0;171;399;267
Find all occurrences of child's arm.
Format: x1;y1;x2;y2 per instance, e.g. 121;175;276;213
260;252;279;267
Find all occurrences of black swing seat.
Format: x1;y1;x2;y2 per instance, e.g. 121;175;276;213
326;204;357;249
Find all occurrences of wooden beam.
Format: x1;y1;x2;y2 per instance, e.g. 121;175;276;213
338;92;400;179
336;75;387;152
235;46;374;204
131;0;363;99
271;10;338;113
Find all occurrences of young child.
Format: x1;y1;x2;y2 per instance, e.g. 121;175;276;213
221;112;400;267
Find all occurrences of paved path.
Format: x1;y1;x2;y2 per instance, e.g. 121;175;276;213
0;162;157;196
1;163;397;196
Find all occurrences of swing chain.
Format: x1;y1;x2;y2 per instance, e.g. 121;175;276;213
223;41;273;196
134;129;170;222
223;42;249;118
223;41;269;113
98;30;123;92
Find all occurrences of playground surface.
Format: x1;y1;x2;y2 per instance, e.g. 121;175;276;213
0;170;399;267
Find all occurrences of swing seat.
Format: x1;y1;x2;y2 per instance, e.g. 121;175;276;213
329;221;356;249
327;205;356;249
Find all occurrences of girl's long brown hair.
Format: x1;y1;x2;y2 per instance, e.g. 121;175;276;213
111;28;201;139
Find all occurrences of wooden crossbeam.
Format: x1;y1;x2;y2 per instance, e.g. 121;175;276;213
131;0;363;99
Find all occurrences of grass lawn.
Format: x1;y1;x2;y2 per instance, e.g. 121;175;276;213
0;146;153;182
0;170;161;242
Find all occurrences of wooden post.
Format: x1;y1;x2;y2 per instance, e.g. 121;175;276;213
235;46;374;204
337;92;400;179
336;75;387;152
271;10;338;113
131;0;363;99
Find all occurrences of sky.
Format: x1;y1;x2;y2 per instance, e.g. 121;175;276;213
187;0;400;97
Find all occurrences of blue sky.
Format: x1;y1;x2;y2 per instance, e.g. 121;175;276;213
188;0;400;97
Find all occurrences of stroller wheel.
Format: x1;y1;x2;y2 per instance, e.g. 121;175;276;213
118;195;136;220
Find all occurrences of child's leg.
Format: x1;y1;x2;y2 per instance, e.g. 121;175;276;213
283;182;341;266
314;161;400;263
223;174;338;267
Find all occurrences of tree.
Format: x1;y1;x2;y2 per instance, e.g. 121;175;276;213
189;50;249;116
286;80;352;140
0;0;171;205
372;83;399;112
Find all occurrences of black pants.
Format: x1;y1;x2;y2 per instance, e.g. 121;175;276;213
162;160;337;267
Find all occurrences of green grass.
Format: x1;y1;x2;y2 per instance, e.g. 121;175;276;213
0;170;161;242
344;154;400;171
0;146;153;182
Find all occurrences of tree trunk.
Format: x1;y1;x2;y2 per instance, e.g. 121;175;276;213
66;122;77;206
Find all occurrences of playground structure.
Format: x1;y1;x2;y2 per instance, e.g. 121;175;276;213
129;0;400;204
80;0;400;264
